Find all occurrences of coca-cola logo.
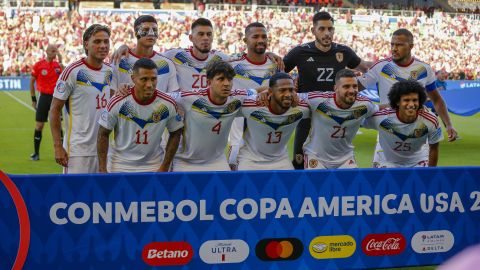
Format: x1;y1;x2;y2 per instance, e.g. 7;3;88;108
361;233;406;256
142;242;193;266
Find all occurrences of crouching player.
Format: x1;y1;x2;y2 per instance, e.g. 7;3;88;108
363;81;443;168
97;58;183;172
237;72;309;170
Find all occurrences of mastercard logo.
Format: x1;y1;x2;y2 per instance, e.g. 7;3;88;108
255;238;303;261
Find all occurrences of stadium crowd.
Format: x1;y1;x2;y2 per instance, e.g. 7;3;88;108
0;8;478;79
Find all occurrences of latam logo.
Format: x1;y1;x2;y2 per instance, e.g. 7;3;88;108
199;239;249;264
309;235;356;259
362;233;406;256
460;82;480;89
142;241;193;266
256;238;303;261
411;230;454;254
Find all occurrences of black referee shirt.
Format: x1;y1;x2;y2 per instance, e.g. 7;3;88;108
284;41;361;93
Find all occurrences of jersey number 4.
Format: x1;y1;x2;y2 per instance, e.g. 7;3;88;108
317;68;334;82
212;121;222;134
135;130;149;144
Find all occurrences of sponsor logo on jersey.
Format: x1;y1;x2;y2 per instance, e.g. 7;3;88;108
142;241;193;266
199;239;249;264
256;238;303;261
411;230;454;254
41;69;48;76
307;57;315;62
309;235;356;259
336;52;344;63
362;233;406;256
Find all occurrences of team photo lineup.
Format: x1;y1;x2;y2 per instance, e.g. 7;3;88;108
30;10;461;174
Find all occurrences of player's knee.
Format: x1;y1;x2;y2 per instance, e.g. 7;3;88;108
35;122;45;131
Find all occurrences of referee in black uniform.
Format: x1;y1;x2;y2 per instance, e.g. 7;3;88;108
284;11;371;169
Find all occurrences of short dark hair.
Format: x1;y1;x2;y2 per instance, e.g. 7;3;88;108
388;81;427;110
191;18;213;32
132;58;158;74
269;72;293;88
83;24;110;55
134;15;157;30
334;69;356;83
392;28;414;43
245;22;266;36
313;11;334;25
205;60;235;80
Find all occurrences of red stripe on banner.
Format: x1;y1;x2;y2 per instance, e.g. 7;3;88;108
0;171;30;270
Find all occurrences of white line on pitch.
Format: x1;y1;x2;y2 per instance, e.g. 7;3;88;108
2;91;35;112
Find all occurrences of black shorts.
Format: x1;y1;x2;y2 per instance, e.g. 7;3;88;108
35;93;53;122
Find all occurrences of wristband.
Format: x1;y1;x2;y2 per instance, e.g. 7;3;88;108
31;96;37;102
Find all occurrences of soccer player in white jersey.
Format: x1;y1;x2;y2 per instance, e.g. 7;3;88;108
301;69;378;169
238;72;309;170
50;24;113;174
358;29;456;167
363;81;443;167
170;60;254;172
97;58;183;172
228;22;279;170
111;15;178;93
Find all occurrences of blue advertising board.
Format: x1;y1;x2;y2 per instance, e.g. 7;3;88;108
1;168;480;269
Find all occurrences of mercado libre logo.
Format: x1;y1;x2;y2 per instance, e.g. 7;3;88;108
0;171;31;270
309;235;356;259
256;238;303;261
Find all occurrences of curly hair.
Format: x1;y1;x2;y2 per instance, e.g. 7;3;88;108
388;80;427;110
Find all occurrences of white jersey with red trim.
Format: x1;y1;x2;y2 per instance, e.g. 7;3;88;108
363;108;443;167
230;55;278;89
162;48;230;91
53;58;113;157
111;49;178;92
301;92;378;165
239;97;310;162
358;57;437;104
98;89;183;172
170;88;252;164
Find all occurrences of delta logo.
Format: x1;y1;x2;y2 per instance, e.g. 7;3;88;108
142;241;193;266
411;230;454;254
255;238;303;261
199;239;249;264
362;233;406;256
309;235;356;259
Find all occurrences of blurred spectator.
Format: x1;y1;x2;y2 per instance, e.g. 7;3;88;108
436;70;448;90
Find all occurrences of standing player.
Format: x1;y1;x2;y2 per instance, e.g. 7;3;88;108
363;81;443;167
97;58;183;172
358;28;456;167
110;15;178;93
238;72;309;170
228;22;279;169
283;11;371;169
29;44;63;161
301;69;378;169
170;60;255;172
50;24;113;174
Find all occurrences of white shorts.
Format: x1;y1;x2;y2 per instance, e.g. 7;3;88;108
64;156;98;174
372;136;429;167
238;156;293;171
171;155;230;172
374;160;429;168
304;152;357;170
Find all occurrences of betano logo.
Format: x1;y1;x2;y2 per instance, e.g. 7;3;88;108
199;239;249;264
142;241;193;266
309;235;356;259
256;238;303;261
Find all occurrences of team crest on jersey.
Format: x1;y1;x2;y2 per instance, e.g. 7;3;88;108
152;111;162;123
295;154;303;164
336;52;343;63
410;70;419;80
414;128;425;138
41;69;48;76
56;81;66;93
309;159;318;168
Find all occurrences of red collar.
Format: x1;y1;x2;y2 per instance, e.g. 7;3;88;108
132;87;157;105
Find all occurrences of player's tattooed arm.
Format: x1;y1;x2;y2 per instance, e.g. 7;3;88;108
50;98;68;167
428;143;439;167
97;126;112;173
159;128;183;172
